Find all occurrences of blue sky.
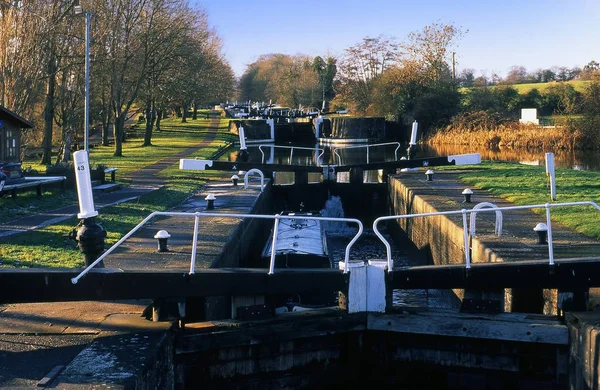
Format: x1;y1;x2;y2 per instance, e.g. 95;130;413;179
200;0;600;78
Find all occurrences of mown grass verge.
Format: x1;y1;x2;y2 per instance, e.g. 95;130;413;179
441;161;600;240
0;116;236;268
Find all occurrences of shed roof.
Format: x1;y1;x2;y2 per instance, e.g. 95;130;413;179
0;105;34;128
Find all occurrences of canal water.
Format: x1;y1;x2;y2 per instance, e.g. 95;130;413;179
230;141;600;172
421;144;600;171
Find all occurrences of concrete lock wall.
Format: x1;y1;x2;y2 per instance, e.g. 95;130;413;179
387;175;556;311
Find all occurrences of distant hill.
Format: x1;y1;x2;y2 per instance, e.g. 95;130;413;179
509;80;591;93
460;80;592;94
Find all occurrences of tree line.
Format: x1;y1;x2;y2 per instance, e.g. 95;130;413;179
457;62;599;87
239;22;466;135
0;0;235;163
239;22;600;140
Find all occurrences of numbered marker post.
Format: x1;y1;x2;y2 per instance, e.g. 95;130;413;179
73;150;98;219
545;152;556;201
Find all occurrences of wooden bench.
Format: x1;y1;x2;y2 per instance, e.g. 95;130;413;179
0;176;66;198
103;168;118;183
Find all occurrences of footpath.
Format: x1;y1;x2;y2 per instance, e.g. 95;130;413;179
0;118;220;240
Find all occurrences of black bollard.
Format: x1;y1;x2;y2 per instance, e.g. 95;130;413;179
75;217;106;267
237;149;249;162
406;144;416;160
462;188;473;203
425;169;434;181
533;223;548;245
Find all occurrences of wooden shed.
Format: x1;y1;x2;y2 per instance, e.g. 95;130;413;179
0;105;33;162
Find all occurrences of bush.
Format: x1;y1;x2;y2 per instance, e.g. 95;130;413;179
569;82;600;148
46;162;74;176
448;111;504;132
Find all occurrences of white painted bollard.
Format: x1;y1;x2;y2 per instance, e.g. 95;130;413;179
545;152;556;201
73;150;98;219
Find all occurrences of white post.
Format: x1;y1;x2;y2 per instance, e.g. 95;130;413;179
239;126;247;151
545;152;556;201
410;121;418;145
84;11;91;154
315;117;323;138
73;150;98;219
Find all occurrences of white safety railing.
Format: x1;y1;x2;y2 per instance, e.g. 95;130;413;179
470;202;503;237
244;168;265;192
258;144;325;165
373;201;600;273
333;142;401;165
71;212;363;284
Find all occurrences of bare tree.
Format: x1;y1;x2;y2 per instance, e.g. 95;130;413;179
401;21;466;82
337;35;401;113
0;2;44;115
139;0;197;145
505;66;527;84
237;53;319;108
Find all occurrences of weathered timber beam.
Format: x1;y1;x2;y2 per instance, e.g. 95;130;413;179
367;309;567;345
179;154;480;175
389;257;600;290
0;268;347;304
177;308;367;355
2;257;599;304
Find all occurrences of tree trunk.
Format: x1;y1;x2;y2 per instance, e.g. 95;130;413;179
156;109;162;131
102;121;110;146
192;102;197;120
181;102;188;123
143;98;153;146
101;107;112;146
113;113;125;156
57;130;73;163
41;57;57;165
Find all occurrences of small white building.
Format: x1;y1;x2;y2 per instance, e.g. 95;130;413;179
519;108;539;125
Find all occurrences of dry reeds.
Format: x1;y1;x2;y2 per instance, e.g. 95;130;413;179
427;111;597;150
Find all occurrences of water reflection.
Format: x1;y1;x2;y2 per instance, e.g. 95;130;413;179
227;143;404;184
420;144;600;171
226;142;600;180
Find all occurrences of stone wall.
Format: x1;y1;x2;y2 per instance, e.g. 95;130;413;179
387;173;559;312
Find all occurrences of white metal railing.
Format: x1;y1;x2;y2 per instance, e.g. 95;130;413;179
258;144;325;165
244;168;265;192
333;142;401;165
71;211;363;284
373;201;600;273
470;202;503;237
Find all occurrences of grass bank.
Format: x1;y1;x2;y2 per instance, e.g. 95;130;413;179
444;161;600;240
459;80;592;95
0;116;236;268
